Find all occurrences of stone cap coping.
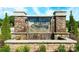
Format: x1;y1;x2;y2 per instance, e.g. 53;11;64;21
53;11;66;16
53;32;70;35
54;15;66;16
12;15;66;17
12;11;27;16
26;15;53;17
53;11;66;14
5;38;77;44
12;15;54;17
12;32;52;35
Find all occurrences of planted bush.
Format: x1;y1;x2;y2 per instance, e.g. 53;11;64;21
24;45;30;52
0;34;4;47
16;46;24;52
38;45;46;52
75;43;79;52
16;45;30;52
57;45;66;52
0;45;10;52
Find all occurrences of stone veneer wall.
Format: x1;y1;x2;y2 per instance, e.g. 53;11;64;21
14;16;52;40
14;17;27;32
14;33;52;40
50;17;54;33
6;43;75;52
14;16;29;40
13;11;68;40
54;16;66;32
28;33;52;39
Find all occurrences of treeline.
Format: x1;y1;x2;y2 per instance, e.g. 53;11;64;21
66;20;79;28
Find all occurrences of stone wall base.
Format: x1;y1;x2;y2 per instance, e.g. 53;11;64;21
5;39;77;52
6;43;75;52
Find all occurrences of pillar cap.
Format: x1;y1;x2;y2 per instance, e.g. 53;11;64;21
53;11;66;16
12;11;27;16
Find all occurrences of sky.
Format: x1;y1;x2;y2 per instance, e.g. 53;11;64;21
0;7;79;21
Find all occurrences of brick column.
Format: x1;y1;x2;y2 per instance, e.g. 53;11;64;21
12;11;28;40
53;11;69;39
14;16;27;32
53;11;66;32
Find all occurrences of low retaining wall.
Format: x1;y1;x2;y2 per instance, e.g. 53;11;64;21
12;32;52;40
5;38;77;52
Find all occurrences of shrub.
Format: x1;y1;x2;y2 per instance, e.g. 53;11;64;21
23;45;30;52
16;46;24;52
2;45;10;52
38;45;46;52
16;45;30;52
57;45;66;52
75;43;79;52
0;45;10;52
0;34;3;39
0;34;4;47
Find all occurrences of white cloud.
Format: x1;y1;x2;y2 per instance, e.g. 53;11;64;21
66;7;79;20
32;7;54;16
0;8;15;18
3;11;12;16
14;7;25;11
32;7;41;15
45;9;53;16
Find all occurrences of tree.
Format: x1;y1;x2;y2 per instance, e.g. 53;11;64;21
0;19;3;27
66;20;69;28
8;16;14;27
1;13;11;40
77;21;79;28
68;11;78;36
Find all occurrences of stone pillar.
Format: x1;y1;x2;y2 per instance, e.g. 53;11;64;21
53;11;66;32
50;17;54;33
53;11;69;39
12;11;28;40
50;17;54;39
13;11;27;32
